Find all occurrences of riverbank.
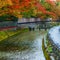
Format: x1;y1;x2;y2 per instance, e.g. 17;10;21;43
0;28;29;41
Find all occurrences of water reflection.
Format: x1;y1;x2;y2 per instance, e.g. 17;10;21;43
0;31;46;60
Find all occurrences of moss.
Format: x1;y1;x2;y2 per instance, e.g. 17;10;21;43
42;38;51;60
46;37;53;53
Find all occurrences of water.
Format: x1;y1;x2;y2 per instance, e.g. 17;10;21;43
0;31;46;60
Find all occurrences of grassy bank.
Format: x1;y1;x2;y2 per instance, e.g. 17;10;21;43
42;38;51;60
0;28;28;41
0;28;33;51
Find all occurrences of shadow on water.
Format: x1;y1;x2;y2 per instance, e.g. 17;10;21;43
0;31;37;51
0;31;46;60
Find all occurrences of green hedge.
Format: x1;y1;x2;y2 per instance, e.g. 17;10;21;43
0;14;18;21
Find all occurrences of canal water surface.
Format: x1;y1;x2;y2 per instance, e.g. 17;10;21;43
0;31;46;60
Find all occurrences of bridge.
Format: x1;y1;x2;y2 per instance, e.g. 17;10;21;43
18;21;53;29
0;21;59;30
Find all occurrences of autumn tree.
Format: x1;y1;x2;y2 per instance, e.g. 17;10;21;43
0;0;60;21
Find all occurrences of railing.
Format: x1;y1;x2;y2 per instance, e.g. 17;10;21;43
18;21;60;24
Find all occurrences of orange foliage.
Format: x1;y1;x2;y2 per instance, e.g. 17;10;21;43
0;0;58;19
56;0;60;2
11;0;20;4
9;5;20;9
46;0;56;6
34;2;46;13
34;1;56;18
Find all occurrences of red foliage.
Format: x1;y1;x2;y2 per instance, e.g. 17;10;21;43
46;11;56;17
46;0;56;6
21;0;31;7
7;0;57;18
34;1;56;17
34;2;46;13
12;0;20;4
8;5;20;9
24;0;31;2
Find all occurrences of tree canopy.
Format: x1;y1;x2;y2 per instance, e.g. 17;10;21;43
0;0;60;20
0;14;18;21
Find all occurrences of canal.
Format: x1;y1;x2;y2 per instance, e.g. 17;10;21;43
0;30;46;60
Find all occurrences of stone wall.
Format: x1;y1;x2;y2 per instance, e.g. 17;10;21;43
47;37;60;60
47;26;60;60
